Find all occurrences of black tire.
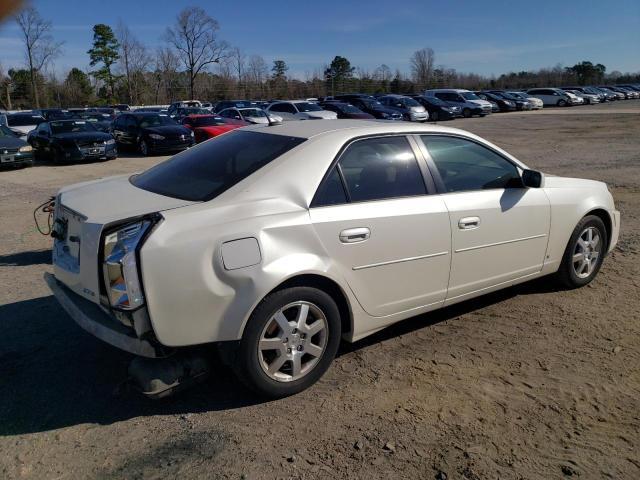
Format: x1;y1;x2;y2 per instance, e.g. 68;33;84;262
557;99;567;107
430;111;439;122
556;215;607;289
462;108;471;118
139;139;150;156
234;286;341;398
51;147;64;164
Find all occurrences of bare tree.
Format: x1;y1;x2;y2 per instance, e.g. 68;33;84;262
410;48;435;88
117;20;150;104
0;63;12;110
154;47;180;103
165;6;228;99
14;6;62;108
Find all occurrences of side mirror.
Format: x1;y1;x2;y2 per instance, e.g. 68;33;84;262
522;169;544;188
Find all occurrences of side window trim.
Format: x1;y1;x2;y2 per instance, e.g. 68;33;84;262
416;133;523;194
310;134;435;208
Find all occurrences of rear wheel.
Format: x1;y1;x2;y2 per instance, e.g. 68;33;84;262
556;215;607;288
234;286;341;398
430;111;439;122
557;99;567;107
462;108;472;118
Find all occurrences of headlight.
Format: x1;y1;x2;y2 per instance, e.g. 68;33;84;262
189;130;195;137
149;134;165;140
19;145;33;152
105;139;116;145
103;219;155;310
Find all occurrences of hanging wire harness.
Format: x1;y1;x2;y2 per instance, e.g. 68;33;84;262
33;196;57;236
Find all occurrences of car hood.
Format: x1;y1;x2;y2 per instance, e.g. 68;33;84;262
142;125;190;136
0;135;28;149
197;124;241;133
370;106;401;116
305;110;338;119
58;174;195;224
543;175;608;191
468;99;492;107
53;131;112;142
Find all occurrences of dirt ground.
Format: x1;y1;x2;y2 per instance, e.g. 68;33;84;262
1;102;639;480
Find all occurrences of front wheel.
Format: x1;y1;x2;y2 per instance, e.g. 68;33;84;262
557;99;567;107
234;287;342;398
462;108;471;118
139;139;150;156
430;111;439;122
556;215;607;288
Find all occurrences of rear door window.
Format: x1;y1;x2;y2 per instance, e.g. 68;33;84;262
336;136;427;202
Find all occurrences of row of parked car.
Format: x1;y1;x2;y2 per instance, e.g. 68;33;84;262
1;83;638;168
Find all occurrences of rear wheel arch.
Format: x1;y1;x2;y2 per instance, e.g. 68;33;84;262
263;274;353;338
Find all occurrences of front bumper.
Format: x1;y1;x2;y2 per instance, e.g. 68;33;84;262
45;272;168;358
148;138;194;153
0;151;33;167
409;112;429;121
62;144;117;161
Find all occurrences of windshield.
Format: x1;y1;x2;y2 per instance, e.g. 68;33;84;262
138;114;176;128
132;131;306;202
362;99;383;108
77;113;110;122
239;108;267;118
460;92;481;100
339;104;361;113
0;125;18;138
191;116;228;126
295;102;323;112
423;96;446;106
50;121;97;134
8;115;45;127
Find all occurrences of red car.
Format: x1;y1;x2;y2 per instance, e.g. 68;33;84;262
181;114;248;143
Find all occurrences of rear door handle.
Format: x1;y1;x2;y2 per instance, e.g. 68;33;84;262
339;227;371;243
458;216;481;230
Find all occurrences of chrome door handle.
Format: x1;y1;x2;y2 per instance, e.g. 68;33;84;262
339;227;371;243
458;216;480;230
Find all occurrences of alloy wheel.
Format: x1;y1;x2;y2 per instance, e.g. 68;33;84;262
572;226;601;279
257;301;328;382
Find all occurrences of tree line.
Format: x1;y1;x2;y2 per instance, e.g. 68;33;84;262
1;5;639;110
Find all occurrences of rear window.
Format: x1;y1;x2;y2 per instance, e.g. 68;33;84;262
132;131;306;201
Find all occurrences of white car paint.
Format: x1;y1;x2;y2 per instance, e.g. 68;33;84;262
47;120;620;363
508;92;544;109
266;100;338;121
526;88;573;106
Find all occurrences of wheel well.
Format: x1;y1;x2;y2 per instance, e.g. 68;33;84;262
270;274;353;336
586;208;612;249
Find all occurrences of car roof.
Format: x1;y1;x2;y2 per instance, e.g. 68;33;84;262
240;119;469;140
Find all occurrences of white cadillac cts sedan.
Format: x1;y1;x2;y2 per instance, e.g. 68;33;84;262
46;120;620;398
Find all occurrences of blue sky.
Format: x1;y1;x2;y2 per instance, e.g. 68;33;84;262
1;0;638;78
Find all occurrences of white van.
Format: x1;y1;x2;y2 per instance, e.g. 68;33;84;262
424;89;493;116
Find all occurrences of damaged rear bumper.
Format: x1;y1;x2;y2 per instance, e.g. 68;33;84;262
44;272;169;358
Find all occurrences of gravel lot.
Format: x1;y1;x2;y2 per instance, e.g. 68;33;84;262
1;102;639;480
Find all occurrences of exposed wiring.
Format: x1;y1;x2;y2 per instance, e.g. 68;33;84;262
34;197;56;236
